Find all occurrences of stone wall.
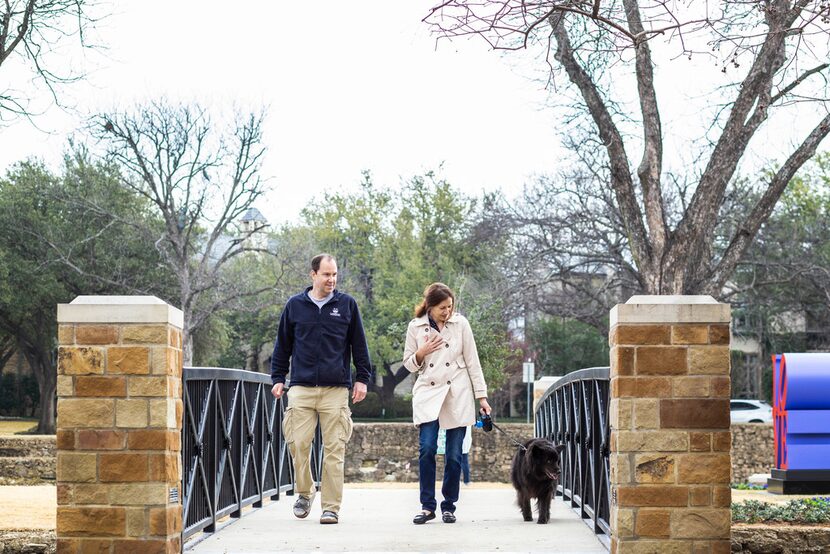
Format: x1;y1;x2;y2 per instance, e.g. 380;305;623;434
0;436;56;484
346;422;533;483
731;423;774;483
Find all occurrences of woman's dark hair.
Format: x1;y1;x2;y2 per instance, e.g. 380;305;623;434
311;253;336;272
414;282;455;318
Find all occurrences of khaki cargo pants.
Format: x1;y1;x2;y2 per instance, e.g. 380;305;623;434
283;385;353;514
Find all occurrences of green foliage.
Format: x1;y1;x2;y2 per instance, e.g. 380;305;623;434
301;171;516;395
0;374;39;417
732;498;830;524
527;317;609;376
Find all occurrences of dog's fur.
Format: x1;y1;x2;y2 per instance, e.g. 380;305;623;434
510;438;564;524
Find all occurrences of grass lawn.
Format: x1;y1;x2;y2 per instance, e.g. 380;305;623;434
0;419;38;436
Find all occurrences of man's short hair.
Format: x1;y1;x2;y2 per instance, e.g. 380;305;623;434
311;253;336;272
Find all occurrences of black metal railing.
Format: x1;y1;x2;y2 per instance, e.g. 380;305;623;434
181;367;322;541
535;367;610;549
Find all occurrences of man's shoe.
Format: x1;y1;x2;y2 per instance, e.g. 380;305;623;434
320;510;339;524
293;495;312;519
413;511;435;524
442;511;456;523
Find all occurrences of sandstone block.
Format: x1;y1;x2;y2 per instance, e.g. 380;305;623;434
633;399;660;429
689;433;711;452
75;325;119;345
107;347;150;375
58;325;74;345
170;329;182;349
75;376;127;397
613;377;672;399
149;506;182;536
149;452;181;482
57;507;126;537
636;347;687;375
677;454;731;484
127;376;168;397
710;376;730;398
634;454;676;484
670;508;730;539
616;431;688;452
77;429;127;450
69;484;110;505
108;483;168;505
688;346;730;375
58;347;104;375
613;325;671;346
125;506;146;537
611;347;635;377
57;375;74;397
712;486;731;507
113;539;170;554
57;430;75;450
128;429;180;451
100;453;149;482
615;540;693;554
708;325;729;345
148;399;176;428
611;453;633;485
57;398;114;428
712;431;731;452
635;509;670;538
57;452;97;483
673;377;709;398
122;325;169;345
689;486;711;506
611;506;635;538
671;326;709;345
660;399;729;429
116;399;149;428
610;398;632;430
616;485;689;507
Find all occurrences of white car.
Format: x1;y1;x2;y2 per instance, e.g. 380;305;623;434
730;399;773;423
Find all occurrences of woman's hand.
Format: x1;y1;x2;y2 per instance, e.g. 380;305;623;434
414;332;444;365
479;398;492;415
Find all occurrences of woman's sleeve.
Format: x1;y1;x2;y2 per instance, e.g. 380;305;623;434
462;318;488;398
402;322;423;374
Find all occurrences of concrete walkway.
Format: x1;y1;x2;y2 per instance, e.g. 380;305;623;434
185;483;608;553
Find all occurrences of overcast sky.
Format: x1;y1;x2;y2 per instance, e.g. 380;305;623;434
0;0;567;225
1;1;826;226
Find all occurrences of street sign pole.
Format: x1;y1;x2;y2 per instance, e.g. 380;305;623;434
522;361;535;424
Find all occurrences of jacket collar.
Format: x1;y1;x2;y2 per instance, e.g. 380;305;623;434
413;312;461;326
303;286;340;304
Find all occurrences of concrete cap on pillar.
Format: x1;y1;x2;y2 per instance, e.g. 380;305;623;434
57;295;183;327
610;294;730;326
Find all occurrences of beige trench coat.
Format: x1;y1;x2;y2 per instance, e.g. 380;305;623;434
402;313;487;428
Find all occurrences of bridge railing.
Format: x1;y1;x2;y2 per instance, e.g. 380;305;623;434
181;367;322;540
534;366;610;549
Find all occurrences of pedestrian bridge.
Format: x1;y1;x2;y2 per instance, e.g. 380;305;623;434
184;484;607;553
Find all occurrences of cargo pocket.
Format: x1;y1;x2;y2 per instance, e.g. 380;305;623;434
339;406;353;443
282;407;295;445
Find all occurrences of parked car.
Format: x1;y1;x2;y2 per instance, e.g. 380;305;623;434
730;399;773;423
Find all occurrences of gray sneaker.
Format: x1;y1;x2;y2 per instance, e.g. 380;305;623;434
320;510;338;524
293;495;312;519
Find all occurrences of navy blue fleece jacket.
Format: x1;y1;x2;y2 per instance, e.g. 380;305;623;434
270;288;372;388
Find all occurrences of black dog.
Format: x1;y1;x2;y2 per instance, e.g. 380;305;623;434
510;438;564;524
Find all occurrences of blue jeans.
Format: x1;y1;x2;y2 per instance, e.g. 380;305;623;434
418;420;464;513
461;453;470;484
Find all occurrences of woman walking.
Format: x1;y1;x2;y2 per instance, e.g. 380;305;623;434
402;282;491;524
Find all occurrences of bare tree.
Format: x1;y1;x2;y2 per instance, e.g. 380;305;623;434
0;0;100;123
93;101;273;364
426;0;830;295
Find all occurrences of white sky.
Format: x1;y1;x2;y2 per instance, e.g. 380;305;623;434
1;1;827;225
0;0;564;225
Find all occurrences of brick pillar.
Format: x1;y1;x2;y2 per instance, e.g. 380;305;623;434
609;295;731;554
56;296;183;554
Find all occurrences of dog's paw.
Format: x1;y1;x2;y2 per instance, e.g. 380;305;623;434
536;518;549;524
523;515;533;522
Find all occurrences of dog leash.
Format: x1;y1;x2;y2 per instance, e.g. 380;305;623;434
478;414;527;451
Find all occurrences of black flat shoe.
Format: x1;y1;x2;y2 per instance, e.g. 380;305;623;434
442;511;456;523
413;511;435;524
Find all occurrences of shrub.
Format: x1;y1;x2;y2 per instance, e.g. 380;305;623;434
350;391;382;418
732;497;830;524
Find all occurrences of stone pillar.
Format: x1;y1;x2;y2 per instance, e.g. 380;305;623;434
609;296;731;554
56;296;183;554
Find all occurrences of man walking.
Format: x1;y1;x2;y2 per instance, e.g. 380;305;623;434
271;253;371;524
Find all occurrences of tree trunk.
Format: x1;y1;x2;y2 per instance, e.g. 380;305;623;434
25;349;56;434
377;363;410;418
